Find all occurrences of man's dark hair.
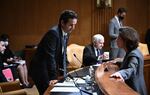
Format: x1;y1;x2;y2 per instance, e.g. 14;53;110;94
117;8;127;14
119;26;139;52
59;10;78;26
0;34;9;41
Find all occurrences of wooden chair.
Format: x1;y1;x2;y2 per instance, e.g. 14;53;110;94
67;44;85;71
138;43;149;56
0;80;27;95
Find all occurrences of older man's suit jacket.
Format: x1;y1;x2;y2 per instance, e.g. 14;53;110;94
29;25;69;86
83;44;103;66
118;48;147;95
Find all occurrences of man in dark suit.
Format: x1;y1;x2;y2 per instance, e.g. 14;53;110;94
109;8;127;60
83;34;105;66
29;10;78;95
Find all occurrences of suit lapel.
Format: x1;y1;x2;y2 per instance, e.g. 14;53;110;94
91;45;97;58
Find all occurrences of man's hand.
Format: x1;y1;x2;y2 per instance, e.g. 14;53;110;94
49;80;58;85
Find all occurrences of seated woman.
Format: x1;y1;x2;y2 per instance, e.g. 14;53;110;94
0;34;31;88
110;27;147;95
0;38;7;82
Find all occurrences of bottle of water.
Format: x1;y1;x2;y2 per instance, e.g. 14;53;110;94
89;66;94;81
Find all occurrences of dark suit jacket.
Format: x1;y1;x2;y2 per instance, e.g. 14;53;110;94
83;44;103;66
29;25;69;85
118;48;147;95
0;53;7;82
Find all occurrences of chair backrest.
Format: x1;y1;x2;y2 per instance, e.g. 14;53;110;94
138;43;149;56
67;44;85;69
0;80;22;92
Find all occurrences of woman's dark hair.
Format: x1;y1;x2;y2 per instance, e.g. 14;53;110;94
0;34;9;41
119;26;139;51
58;10;78;26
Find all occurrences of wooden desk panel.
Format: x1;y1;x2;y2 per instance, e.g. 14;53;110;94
144;55;150;95
95;64;139;95
95;55;150;95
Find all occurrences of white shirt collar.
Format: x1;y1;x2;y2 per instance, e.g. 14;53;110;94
115;15;121;28
94;47;99;56
62;29;68;37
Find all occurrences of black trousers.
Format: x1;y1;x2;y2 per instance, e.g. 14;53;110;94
30;73;49;95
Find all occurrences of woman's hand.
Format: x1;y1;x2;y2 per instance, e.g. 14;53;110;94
110;72;124;82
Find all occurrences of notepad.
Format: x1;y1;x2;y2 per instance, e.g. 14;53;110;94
54;82;75;87
51;87;79;92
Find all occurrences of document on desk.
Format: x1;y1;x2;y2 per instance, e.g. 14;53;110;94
54;78;85;87
54;82;75;87
50;87;80;92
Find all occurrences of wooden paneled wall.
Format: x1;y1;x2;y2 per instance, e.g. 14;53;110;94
0;0;149;51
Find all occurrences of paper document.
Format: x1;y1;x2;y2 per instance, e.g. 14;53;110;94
74;78;86;84
93;64;101;67
54;82;75;87
15;60;26;65
64;77;86;84
50;87;79;92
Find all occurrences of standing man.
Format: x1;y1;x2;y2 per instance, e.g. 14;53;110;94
29;10;78;95
109;8;127;60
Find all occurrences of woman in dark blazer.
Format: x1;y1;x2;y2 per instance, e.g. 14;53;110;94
110;26;147;95
0;40;7;82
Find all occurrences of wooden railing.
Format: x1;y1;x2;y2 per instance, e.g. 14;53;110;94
95;55;150;95
95;64;139;95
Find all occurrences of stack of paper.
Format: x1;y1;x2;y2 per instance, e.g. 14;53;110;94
51;87;79;92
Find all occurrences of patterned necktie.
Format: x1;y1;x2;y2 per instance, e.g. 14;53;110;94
97;49;102;64
97;49;100;57
63;35;67;77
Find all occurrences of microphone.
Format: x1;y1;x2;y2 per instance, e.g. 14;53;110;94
68;73;93;95
73;53;86;67
73;53;82;64
59;57;94;95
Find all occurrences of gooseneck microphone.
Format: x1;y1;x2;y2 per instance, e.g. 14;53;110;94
73;53;82;64
68;73;93;95
73;53;86;67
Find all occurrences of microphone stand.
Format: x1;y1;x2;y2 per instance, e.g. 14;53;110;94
68;74;93;95
58;53;94;95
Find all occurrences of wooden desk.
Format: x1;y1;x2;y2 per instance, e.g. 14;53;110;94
95;64;139;95
143;55;150;95
95;55;150;95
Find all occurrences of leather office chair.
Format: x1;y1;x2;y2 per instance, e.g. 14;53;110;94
67;44;85;71
138;43;149;56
